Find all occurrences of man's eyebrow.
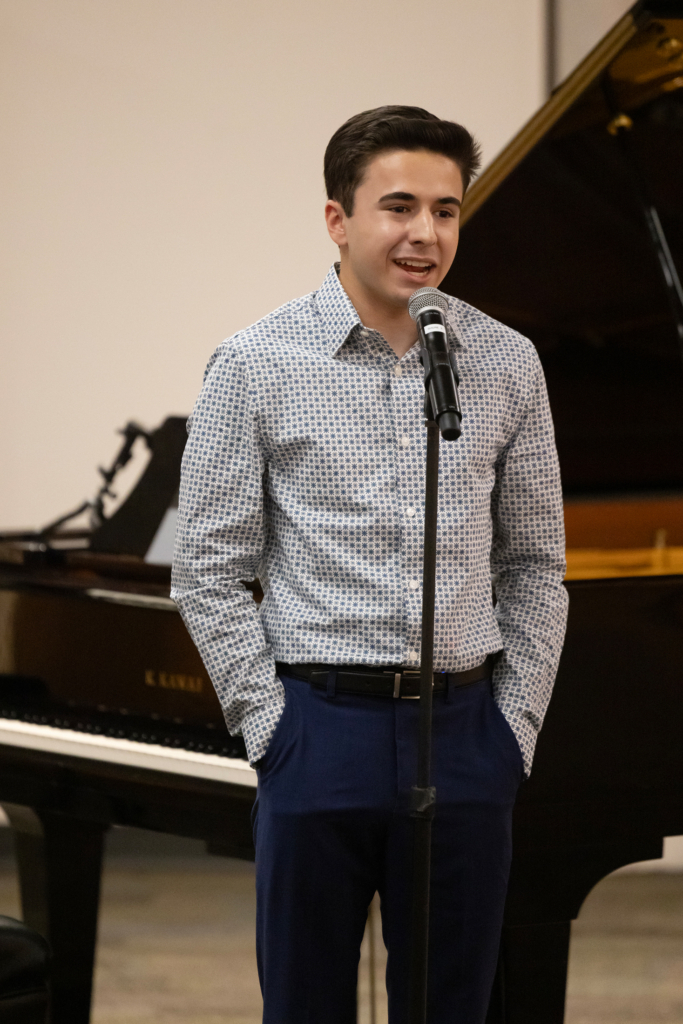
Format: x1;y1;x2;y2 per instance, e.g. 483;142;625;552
378;191;461;207
378;191;415;203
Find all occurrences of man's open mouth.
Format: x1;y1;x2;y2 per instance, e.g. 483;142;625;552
393;259;435;276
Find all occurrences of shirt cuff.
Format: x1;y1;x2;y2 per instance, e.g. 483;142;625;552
503;708;538;778
240;699;286;766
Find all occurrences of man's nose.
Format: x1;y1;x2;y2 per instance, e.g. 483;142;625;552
409;208;437;246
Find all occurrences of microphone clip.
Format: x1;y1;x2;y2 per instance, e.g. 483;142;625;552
419;349;462;430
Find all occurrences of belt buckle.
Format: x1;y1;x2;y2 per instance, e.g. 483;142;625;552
383;671;404;699
399;669;422;699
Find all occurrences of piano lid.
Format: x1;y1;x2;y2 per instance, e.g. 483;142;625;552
443;0;683;496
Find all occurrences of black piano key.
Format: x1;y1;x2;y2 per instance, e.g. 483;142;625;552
0;696;248;761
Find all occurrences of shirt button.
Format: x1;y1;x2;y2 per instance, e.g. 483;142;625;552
394;365;403;377
408;580;419;590
405;507;416;518
407;649;418;662
399;435;410;447
360;328;370;338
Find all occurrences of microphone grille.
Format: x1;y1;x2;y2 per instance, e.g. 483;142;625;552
408;287;450;322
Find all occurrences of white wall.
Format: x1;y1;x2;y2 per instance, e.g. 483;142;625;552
1;0;545;530
555;0;634;83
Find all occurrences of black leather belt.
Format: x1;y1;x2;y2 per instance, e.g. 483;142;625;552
276;656;494;699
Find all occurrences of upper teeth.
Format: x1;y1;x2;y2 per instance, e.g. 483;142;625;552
397;260;430;267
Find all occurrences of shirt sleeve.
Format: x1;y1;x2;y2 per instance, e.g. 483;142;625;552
490;351;569;777
170;341;285;765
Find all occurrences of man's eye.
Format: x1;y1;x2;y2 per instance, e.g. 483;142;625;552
437;209;454;218
389;205;409;213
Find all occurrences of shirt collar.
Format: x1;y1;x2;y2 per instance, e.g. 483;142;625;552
313;262;462;359
313;264;362;358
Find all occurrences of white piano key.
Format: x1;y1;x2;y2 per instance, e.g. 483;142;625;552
0;718;257;788
85;588;178;612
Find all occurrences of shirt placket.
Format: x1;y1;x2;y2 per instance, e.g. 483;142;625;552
390;352;424;668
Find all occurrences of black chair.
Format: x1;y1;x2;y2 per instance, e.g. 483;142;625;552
0;917;49;1023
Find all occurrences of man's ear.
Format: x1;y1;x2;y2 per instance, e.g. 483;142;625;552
325;199;348;247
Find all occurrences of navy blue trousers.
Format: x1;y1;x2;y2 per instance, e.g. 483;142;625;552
252;672;523;1024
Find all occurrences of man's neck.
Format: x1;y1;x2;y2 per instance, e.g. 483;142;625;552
338;265;418;360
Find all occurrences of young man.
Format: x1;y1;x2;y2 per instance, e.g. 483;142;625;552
172;106;568;1024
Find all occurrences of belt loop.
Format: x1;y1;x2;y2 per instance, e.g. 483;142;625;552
326;668;337;699
444;673;453;704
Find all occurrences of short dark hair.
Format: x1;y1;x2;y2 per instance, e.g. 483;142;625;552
324;105;481;216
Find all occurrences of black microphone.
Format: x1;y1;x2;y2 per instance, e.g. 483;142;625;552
408;287;462;441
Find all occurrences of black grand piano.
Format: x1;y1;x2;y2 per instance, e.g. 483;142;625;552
2;2;683;1020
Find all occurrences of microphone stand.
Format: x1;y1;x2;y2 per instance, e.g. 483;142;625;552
408;408;440;1024
408;327;462;1024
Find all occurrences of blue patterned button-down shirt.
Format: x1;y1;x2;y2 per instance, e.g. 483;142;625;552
171;265;568;775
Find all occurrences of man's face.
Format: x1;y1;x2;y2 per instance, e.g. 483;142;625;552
326;148;464;313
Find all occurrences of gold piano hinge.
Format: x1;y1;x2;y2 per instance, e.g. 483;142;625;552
144;669;204;694
656;36;683;59
607;112;633;135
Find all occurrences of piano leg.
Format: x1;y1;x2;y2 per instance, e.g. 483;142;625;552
2;804;108;1024
485;837;665;1023
485;921;571;1024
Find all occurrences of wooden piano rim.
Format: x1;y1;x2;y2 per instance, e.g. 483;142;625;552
565;544;683;579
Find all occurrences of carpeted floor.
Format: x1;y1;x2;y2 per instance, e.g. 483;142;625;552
565;873;683;1024
0;828;680;1023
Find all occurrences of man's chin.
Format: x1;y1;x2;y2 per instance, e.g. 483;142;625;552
389;280;436;308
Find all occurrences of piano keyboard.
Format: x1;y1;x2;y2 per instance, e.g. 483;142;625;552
0;717;257;788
